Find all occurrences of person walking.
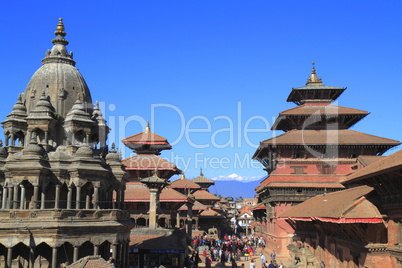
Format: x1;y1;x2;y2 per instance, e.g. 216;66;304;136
250;259;255;268
260;253;265;267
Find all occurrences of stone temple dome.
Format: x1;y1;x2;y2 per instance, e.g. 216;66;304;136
22;18;92;118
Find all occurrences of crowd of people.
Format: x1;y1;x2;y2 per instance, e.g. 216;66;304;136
188;234;283;268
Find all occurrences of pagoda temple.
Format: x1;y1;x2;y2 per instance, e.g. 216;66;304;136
252;63;400;262
121;124;191;268
0;19;133;268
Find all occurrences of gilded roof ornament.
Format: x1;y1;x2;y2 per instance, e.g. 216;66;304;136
145;121;150;133
54;18;66;37
306;61;323;86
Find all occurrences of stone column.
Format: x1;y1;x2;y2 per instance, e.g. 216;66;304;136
112;190;117;209
93;186;99;209
176;211;180;228
149;189;158;229
73;246;79;262
10;134;15;146
29;246;35;268
13;185;19;209
51;246;57;268
2;186;8;209
6;247;12;268
33;185;39;209
85;189;91;209
67;187;72;209
94;244;99;256
40;189;46;209
186;202;193;238
44;131;49;145
76;186;81;209
116;190;121;209
54;185;61;209
7;186;13;209
20;185;26;209
112;244;118;263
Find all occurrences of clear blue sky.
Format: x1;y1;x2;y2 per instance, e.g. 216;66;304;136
0;1;401;197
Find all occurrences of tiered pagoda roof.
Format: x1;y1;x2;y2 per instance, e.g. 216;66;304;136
125;182;190;203
191;168;215;189
122;154;180;171
253;62;400;201
192;189;220;201
121;122;172;155
170;173;201;190
286;63;346;105
272;104;369;131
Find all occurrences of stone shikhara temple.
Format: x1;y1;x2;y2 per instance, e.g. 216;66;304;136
252;63;400;266
0;19;133;267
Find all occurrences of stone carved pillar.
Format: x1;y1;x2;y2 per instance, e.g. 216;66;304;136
40;189;45;209
2;186;8;209
6;247;12;268
51;246;57;268
67;186;72;209
73;246;79;262
76;186;81;209
94;244;99;255
13;185;19;209
8;186;13;209
29;246;35;268
85;189;91;209
176;211;180;228
55;185;61;209
149;189;157;229
112;243;118;263
33;185;39;209
93;186;99;209
20;185;26;209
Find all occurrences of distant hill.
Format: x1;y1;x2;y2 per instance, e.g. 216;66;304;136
208;180;261;199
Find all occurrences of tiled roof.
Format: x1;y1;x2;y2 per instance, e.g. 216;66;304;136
193;190;220;201
192;175;215;184
279;185;382;222
278;104;369;116
122;154;179;171
259;129;400;146
67;256;113;268
256;174;345;192
125;182;189;202
250;203;266;211
122;130;169;144
357;155;385;167
199;208;225;217
292;85;346;90
179;200;207;211
344;149;402;184
170;175;201;189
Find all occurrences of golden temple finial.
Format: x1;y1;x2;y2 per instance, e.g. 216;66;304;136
54;18;66;37
180;172;185;180
306;61;323;86
145;121;150;133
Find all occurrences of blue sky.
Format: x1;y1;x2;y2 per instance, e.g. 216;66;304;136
0;1;401;197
